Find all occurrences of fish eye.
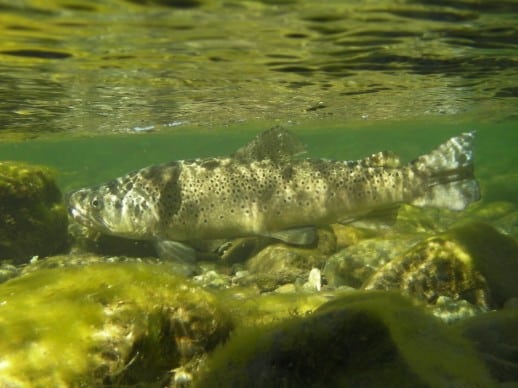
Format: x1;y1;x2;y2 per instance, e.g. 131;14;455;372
91;197;102;209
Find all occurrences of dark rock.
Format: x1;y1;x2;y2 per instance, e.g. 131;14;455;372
196;292;494;387
0;161;68;263
454;306;518;383
364;222;518;308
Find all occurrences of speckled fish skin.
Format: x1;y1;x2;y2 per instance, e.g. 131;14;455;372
68;130;479;244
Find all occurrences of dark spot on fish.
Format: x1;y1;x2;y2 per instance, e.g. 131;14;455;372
281;165;295;181
106;181;119;195
157;163;182;225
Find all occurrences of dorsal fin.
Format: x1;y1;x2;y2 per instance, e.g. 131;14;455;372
232;126;306;162
360;151;401;168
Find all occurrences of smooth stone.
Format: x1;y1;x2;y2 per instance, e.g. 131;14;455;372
454;307;518;383
242;228;336;292
196;292;494;387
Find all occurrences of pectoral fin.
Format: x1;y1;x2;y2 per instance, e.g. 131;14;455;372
263;226;317;245
154;239;197;263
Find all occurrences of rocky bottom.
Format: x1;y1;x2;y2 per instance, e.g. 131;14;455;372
0;162;517;387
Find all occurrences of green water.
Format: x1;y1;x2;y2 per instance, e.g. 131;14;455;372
0;1;516;211
0;119;516;207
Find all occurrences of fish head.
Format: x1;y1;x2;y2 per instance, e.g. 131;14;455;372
67;178;157;239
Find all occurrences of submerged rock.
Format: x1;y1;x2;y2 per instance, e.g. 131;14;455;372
430;296;487;323
0;262;232;387
239;228;336;292
216;236;272;264
454;305;518;383
467;201;518;239
196;292;494;387
323;236;419;289
68;222;157;258
364;222;518;309
394;204;461;234
329;223;374;249
0;161;68;263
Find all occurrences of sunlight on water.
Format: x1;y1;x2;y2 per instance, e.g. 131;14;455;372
0;0;516;140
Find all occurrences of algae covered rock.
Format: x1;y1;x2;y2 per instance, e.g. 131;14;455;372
0;161;67;263
323;236;419;289
454;306;518;383
0;262;232;387
240;228;336;292
364;222;518;308
196;292;494;387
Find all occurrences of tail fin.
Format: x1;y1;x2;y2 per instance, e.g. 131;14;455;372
411;131;480;210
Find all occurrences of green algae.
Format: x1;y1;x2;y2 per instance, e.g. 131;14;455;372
0;262;232;386
0;161;67;263
240;228;336;292
217;287;336;328
196;292;494;387
454;306;518;383
442;222;518;307
364;222;518;309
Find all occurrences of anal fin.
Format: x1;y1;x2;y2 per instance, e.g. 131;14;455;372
263;226;317;245
340;206;400;230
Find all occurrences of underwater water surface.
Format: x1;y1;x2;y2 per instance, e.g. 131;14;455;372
0;0;516;140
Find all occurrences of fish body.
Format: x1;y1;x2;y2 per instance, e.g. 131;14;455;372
68;128;479;258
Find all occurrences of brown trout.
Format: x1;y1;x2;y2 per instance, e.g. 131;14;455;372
68;128;479;260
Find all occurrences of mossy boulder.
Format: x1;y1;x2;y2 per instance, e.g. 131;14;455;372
240;228;336;292
364;222;518;308
0;161;67;263
453;306;518;383
196;292;494;387
323;236;419;289
0;262;232;386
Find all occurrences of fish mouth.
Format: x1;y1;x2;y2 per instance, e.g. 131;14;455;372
68;205;93;226
68;203;109;232
69;206;89;224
